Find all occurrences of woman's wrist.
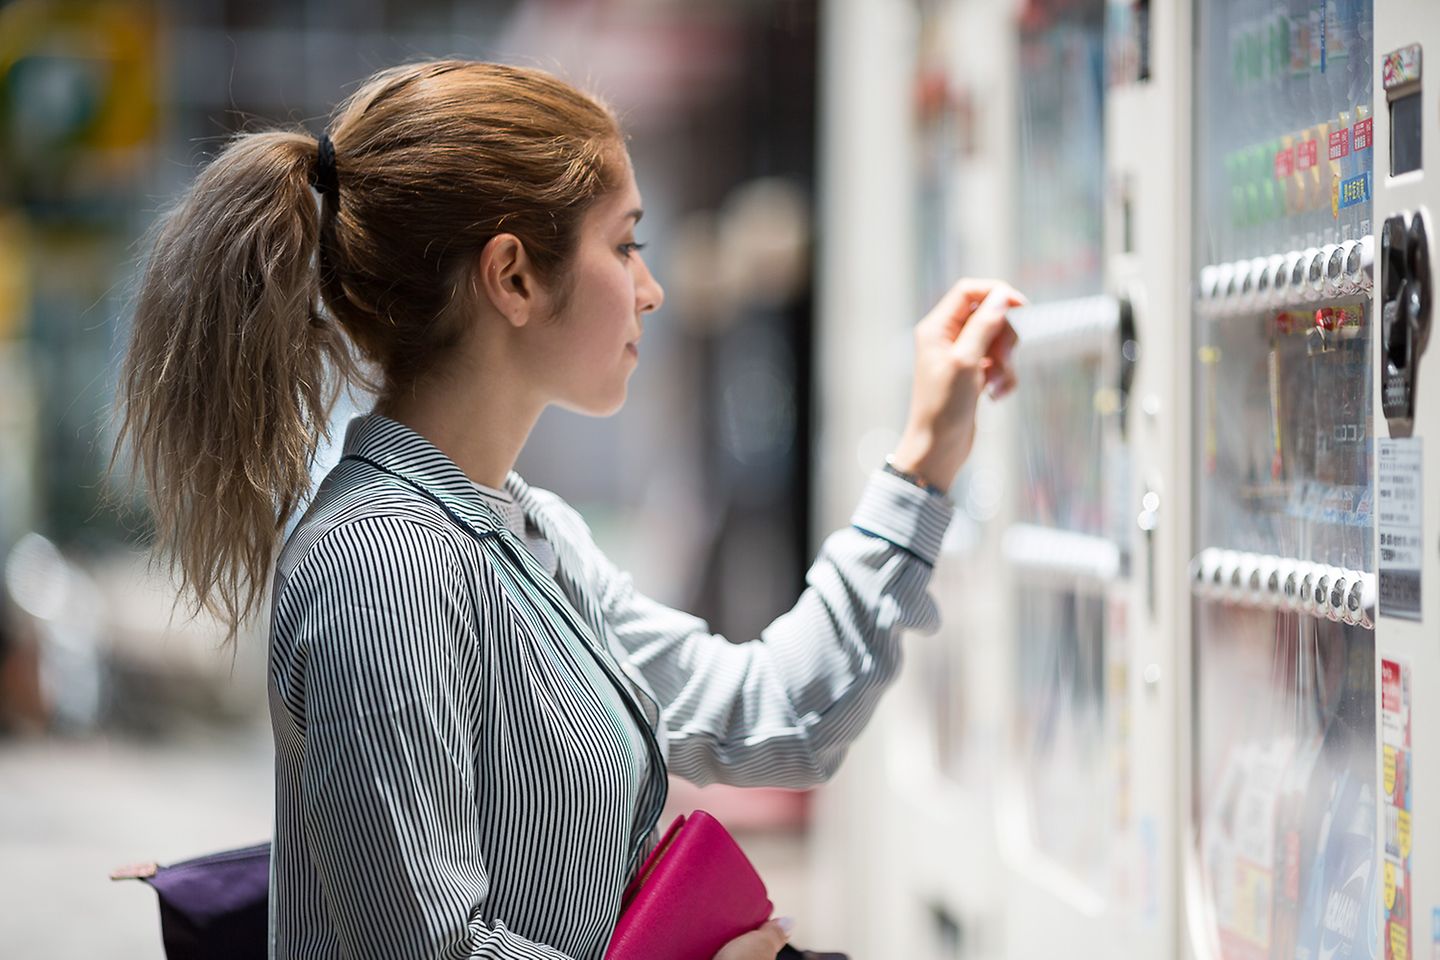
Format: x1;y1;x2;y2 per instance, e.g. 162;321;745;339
882;457;948;498
887;427;963;493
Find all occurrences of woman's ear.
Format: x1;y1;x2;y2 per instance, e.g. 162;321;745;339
476;233;540;328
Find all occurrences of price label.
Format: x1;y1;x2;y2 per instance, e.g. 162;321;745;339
1329;128;1351;159
1340;172;1372;209
1393;921;1409;960
1355;117;1375;151
1275;145;1296;179
1297;139;1318;170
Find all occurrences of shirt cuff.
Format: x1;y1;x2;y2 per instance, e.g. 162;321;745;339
849;468;955;567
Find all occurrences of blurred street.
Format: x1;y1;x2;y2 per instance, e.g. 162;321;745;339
0;725;272;957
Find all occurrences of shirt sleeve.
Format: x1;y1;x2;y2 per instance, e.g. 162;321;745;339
293;517;574;960
588;468;953;789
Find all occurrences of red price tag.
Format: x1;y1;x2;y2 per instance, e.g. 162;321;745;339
1274;146;1295;179
1297;139;1318;170
1354;117;1374;151
1383;659;1402;712
1329;128;1350;159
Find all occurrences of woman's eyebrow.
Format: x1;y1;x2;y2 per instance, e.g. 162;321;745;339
623;208;644;224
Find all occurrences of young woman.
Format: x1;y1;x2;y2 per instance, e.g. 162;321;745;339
115;60;1021;960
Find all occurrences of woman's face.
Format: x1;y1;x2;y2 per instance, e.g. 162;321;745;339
526;160;664;416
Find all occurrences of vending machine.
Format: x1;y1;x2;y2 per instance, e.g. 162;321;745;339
1185;2;1440;960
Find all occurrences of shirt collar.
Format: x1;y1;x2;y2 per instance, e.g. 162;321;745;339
340;412;561;555
340;412;513;539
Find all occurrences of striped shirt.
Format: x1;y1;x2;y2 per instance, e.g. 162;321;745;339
267;412;952;959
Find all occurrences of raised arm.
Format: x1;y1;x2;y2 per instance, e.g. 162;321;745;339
588;470;954;788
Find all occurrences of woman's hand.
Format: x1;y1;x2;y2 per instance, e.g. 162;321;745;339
713;918;792;960
889;277;1026;492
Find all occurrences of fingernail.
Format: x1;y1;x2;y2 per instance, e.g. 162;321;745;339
775;916;795;936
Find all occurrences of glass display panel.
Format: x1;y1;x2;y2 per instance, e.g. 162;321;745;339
1016;354;1115;538
1192;3;1377;959
1016;2;1106;303
1196;0;1375;262
1008;0;1121;888
1015;583;1121;887
1196;303;1372;568
1194;605;1377;959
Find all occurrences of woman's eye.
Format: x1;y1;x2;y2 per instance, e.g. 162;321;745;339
619;241;648;258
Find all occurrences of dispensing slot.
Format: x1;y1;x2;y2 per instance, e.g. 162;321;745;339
1391;93;1422;176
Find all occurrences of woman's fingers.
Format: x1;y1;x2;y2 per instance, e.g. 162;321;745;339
954;283;1024;364
763;918;793;949
712;917;792;960
985;362;1019;400
980;318;1020;377
925;277;1028;340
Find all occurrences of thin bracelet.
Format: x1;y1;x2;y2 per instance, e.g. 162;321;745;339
882;457;947;497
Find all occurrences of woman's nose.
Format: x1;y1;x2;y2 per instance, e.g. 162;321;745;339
636;255;664;314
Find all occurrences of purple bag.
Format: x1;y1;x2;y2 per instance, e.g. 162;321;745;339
111;842;270;960
111;842;844;960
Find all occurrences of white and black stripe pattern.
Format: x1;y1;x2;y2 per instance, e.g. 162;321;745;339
267;413;953;959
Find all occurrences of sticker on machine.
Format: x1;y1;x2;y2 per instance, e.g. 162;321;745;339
1382;658;1413;960
1379;439;1423;620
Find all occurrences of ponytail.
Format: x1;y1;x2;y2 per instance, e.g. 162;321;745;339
113;131;358;642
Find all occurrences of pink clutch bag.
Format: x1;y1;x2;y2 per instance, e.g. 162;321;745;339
606;810;773;960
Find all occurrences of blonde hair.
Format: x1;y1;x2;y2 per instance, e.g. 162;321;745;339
112;60;626;641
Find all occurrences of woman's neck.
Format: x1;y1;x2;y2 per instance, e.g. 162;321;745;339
375;372;545;490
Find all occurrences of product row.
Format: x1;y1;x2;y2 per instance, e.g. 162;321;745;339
1214;109;1374;262
1197;237;1373;312
1191;547;1375;627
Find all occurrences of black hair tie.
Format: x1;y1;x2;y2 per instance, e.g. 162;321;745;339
310;133;340;205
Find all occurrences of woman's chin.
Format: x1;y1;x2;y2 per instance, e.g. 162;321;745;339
559;384;629;418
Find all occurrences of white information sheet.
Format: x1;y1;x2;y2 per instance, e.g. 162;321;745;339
1378;438;1423;621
